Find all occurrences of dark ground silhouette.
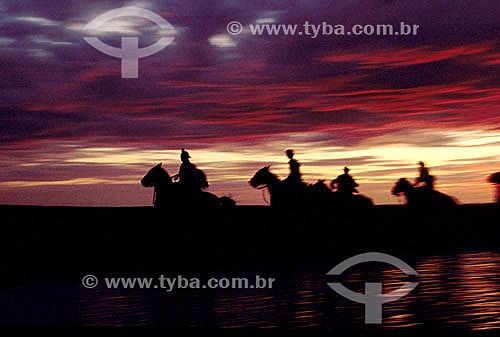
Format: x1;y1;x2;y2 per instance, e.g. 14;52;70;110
2;152;499;287
1;202;498;287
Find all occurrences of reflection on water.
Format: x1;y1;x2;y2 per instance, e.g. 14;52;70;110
212;275;328;328
454;252;500;330
2;251;500;329
78;288;153;326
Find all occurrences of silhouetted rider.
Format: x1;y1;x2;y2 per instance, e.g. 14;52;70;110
286;149;302;184
173;148;202;193
331;167;359;195
415;161;434;190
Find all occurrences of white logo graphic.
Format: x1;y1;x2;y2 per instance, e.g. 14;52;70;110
226;21;243;35
327;252;418;324
83;7;175;78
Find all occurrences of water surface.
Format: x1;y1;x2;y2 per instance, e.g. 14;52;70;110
1;250;500;329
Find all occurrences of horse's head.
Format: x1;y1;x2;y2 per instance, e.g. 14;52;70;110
489;172;500;185
249;166;275;188
392;178;411;196
141;163;171;188
312;179;331;193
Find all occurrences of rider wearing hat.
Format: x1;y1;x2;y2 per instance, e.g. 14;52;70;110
173;148;199;193
331;167;359;195
415;161;434;190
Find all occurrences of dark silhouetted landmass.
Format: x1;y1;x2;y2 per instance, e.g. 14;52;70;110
1;203;498;287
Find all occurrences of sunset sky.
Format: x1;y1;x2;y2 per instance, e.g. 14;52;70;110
1;0;500;206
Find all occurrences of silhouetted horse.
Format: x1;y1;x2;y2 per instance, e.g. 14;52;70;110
249;166;372;211
392;178;457;208
249;166;302;209
141;163;232;209
489;172;500;204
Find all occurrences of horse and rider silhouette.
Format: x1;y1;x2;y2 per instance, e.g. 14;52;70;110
141;148;234;209
142;148;497;210
392;162;456;208
249;150;373;210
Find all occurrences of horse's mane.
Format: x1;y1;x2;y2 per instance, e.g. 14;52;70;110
156;166;172;184
265;168;281;183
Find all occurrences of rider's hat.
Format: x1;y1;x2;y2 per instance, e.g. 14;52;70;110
181;148;191;160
